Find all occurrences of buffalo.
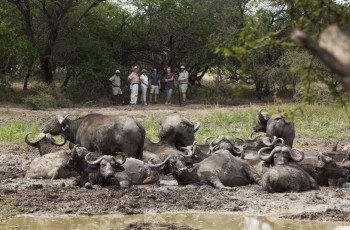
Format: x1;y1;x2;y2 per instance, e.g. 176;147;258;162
252;109;295;147
149;149;261;189
68;146;158;188
43;113;145;160
156;113;200;149
24;132;76;179
259;145;319;192
299;155;349;187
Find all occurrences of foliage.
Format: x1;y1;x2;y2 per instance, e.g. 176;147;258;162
218;0;350;111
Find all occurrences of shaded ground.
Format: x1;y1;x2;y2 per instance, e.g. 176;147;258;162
1;105;350;223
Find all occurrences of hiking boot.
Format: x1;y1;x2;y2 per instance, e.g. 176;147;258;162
182;101;186;106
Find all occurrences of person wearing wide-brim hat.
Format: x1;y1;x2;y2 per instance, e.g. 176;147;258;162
109;70;126;105
140;69;149;105
128;66;140;105
177;65;189;106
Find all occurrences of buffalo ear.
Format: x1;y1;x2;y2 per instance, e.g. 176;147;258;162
62;123;69;131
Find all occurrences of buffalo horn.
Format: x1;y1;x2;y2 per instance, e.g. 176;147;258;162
57;114;70;124
249;131;256;140
150;139;160;144
193;122;201;133
85;152;103;165
235;138;247;148
48;133;67;146
115;152;127;165
204;136;214;144
258;147;274;161
319;154;332;163
25;132;46;146
258;109;266;123
290;148;304;162
276;138;285;146
148;156;172;168
262;136;278;147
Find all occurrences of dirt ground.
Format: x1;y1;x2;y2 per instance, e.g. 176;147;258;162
1;104;350;223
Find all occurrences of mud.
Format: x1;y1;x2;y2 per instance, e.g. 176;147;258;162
1;105;350;223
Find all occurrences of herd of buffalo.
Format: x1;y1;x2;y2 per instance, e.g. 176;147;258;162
23;109;350;193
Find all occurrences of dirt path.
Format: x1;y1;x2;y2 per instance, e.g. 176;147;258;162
1;105;350;222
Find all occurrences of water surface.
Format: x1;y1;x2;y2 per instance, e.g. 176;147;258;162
1;212;350;230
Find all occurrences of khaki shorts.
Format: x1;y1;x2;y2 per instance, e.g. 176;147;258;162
150;85;159;94
179;84;188;93
112;86;122;95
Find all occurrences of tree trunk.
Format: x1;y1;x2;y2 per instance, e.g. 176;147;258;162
40;56;53;85
23;63;33;91
60;69;71;88
255;77;264;100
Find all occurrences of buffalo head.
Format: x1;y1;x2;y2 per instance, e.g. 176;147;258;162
148;154;189;176
259;144;304;166
43;115;71;135
252;109;271;133
85;152;127;182
316;154;349;180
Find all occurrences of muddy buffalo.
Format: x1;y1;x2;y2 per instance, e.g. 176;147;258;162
259;145;319;192
299;155;349;187
156;113;200;149
149;149;261;189
68;146;158;188
252;109;295;147
43;113;145;160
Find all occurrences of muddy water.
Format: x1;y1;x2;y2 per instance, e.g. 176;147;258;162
2;213;350;230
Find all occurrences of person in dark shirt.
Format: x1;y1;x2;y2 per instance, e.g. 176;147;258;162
164;67;174;104
149;68;161;104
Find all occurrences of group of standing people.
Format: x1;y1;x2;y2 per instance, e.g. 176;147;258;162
109;66;189;106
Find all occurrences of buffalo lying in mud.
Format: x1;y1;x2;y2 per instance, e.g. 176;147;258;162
259;145;319;192
25;132;76;179
143;139;198;175
252;109;295;147
155;113;200;149
68;146;158;188
299;155;349;187
149;149;261;190
25;132;67;156
43;113;145;160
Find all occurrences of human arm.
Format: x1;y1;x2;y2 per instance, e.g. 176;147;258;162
158;79;161;89
141;78;148;87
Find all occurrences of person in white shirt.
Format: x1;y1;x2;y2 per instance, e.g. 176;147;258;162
109;70;126;105
140;69;149;105
128;66;140;105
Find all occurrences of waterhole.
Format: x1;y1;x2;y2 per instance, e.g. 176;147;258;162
1;212;350;230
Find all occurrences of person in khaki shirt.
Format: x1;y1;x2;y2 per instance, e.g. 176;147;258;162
177;65;189;106
109;70;126;105
128;66;140;105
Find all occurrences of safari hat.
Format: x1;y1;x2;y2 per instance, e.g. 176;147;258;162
141;69;147;73
133;66;138;69
115;70;120;73
180;65;185;69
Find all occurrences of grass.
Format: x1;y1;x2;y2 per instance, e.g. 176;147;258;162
0;104;348;147
0;196;26;221
140;104;350;143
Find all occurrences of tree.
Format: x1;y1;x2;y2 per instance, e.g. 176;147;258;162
6;0;106;85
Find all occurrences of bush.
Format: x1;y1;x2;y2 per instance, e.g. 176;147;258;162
24;86;72;110
294;82;333;104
